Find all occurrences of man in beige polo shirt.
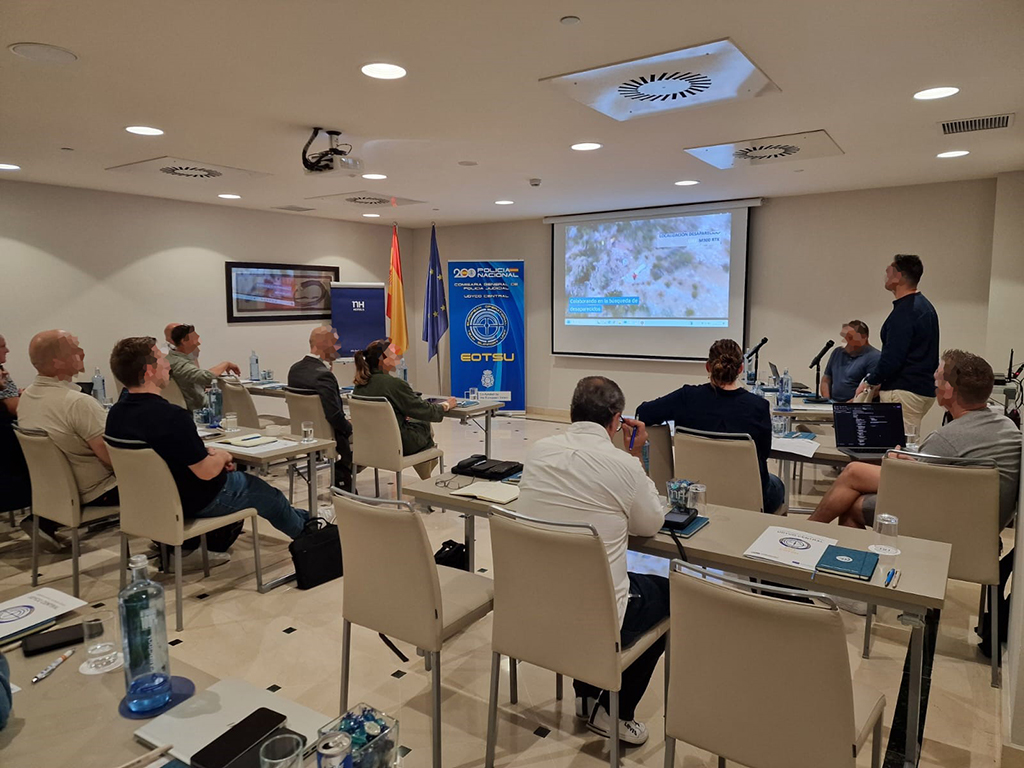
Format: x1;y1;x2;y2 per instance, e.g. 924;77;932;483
18;330;118;550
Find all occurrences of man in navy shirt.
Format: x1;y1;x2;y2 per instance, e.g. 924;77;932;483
856;254;939;433
106;337;309;572
821;320;880;402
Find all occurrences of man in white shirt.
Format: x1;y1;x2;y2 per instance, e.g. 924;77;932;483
518;376;667;746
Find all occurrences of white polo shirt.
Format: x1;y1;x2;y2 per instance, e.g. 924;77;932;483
518;421;665;627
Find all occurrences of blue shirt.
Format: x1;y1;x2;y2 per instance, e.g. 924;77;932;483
865;292;940;397
823;344;881;401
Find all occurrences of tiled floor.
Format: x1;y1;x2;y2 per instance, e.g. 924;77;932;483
0;415;1003;767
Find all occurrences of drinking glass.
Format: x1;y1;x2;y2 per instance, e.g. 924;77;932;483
193;409;209;427
82;610;119;671
869;513;901;557
686;484;708;517
259;733;305;768
771;415;788;436
301;421;315;443
222;412;238;432
904;424;919;453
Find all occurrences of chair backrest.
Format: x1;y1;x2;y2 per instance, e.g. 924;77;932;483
332;490;444;651
13;425;82;527
348;395;405;472
112;376;126;400
104;436;187;545
221;378;262;428
488;508;623;691
647;424;674;491
284;389;333;439
876;452;1000;584
667;561;856;768
673;426;763;512
161;377;187;409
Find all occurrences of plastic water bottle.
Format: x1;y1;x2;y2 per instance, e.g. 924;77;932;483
778;368;793;411
119;554;172;713
752;381;765;399
745;366;757;388
396;356;408;383
208;378;223;425
92;367;106;403
249;350;260;382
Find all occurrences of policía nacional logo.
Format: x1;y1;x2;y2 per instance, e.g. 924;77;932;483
779;537;811;550
453;267;477;279
466;304;509;347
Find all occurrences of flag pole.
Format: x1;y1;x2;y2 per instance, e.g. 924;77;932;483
436;350;443;394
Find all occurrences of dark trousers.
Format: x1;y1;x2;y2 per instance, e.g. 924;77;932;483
764;473;785;514
574;572;669;721
335;432;354;492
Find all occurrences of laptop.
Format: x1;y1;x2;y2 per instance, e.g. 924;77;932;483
768;361;810;392
832;402;906;460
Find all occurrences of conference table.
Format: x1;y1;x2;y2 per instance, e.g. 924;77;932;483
245;382;505;457
402;475;950;768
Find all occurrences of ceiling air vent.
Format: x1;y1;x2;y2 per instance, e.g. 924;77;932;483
159;164;222;179
346;195;391;206
106;156;270;181
939;113;1014;135
617;72;712;102
272;205;316;212
304;190;424;207
734;144;800;161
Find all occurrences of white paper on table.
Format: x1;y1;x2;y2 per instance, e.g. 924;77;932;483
794;402;835;412
219;438;298;456
744;526;838;572
771;436;821;458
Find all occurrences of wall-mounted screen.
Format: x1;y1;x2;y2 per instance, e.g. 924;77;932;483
225;261;339;323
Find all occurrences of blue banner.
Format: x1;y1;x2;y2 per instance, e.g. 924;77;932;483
330;282;387;358
449;261;525;412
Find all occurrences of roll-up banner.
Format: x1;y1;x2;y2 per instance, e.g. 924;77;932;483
448;261;526;412
330;282;387;358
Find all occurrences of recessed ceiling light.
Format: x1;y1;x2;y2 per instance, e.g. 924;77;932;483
560;15;581;25
125;126;164;136
495;200;514;205
362;213;381;218
0;164;21;171
361;173;387;180
8;42;78;64
361;63;406;80
937;150;970;158
914;86;960;101
571;142;602;151
218;194;241;200
674;180;700;186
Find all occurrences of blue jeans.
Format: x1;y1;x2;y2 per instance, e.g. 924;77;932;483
764;473;786;514
194;471;309;540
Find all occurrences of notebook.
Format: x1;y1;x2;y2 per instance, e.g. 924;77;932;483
220;434;278;447
815;545;879;581
743;526;837;572
0;588;87;644
451;481;520;504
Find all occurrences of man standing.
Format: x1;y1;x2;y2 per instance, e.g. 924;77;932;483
18;330;119;549
287;326;353;491
856;254;939;432
518;376;667;746
167;324;240;411
820;320;881;402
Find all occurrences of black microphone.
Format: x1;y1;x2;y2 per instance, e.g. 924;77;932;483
744;337;768;360
809;339;835;369
1013;361;1024;380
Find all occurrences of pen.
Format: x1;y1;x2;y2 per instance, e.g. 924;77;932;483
884;568;895;587
891;571;901;589
32;648;75;683
626;419;637;450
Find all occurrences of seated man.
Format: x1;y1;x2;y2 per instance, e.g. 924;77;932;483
18;330;119;550
810;349;1021;530
821;320;881;402
287;326;354;491
518;376;667;746
167;324;240;412
106;337;310;571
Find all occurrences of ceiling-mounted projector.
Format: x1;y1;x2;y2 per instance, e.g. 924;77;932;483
302;127;363;176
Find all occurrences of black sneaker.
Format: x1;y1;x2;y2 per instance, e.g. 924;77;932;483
20;516;67;552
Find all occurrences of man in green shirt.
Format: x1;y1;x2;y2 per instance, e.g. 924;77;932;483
168;324;240;412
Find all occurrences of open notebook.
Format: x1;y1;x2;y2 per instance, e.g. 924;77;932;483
451;481;520;504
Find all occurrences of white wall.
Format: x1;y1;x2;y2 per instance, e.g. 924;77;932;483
409;179;997;428
986;171;1024;370
0;180;414;403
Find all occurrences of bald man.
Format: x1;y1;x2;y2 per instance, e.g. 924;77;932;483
163;322;198;361
287;326;353;490
18;330;119;549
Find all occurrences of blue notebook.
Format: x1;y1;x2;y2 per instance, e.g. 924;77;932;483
815;545;879;581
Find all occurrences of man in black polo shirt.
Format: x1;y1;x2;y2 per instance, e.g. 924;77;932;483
856;254;940;434
106;337;309;569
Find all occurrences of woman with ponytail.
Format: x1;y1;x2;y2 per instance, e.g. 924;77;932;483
353;339;456;478
635;339;784;513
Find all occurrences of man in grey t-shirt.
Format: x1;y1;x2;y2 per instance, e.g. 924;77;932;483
810;349;1021;528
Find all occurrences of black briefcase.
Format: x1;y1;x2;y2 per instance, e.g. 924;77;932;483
289;518;343;589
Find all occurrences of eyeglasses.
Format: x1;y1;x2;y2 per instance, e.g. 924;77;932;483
435;475;473;489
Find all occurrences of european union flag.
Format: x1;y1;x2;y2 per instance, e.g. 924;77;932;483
421;225;449;361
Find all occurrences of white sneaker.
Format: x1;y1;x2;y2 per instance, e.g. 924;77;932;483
317;505;336;524
167;549;230;573
575;695;597;721
587;705;649;746
834;596;868;616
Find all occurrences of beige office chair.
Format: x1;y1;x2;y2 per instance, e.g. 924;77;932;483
221;377;288;429
484;508;669;768
349;395;444;497
161;376;187;408
674;426;782;514
616;423;674;491
284;388;340;500
665;560;885;768
864;451;1002;686
14;425;120;598
333;489;493;768
105;436;264;632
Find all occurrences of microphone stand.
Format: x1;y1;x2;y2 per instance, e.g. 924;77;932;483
804;360;829;404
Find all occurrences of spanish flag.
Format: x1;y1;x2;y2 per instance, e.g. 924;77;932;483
387;225;409;355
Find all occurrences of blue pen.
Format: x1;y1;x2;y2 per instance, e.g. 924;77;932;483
626;418;637;450
884;568;895;587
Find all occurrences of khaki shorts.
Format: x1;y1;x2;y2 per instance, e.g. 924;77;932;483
879;389;934;435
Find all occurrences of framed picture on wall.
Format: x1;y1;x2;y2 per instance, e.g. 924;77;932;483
225;261;340;323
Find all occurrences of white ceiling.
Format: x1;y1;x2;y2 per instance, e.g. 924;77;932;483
2;0;1022;228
